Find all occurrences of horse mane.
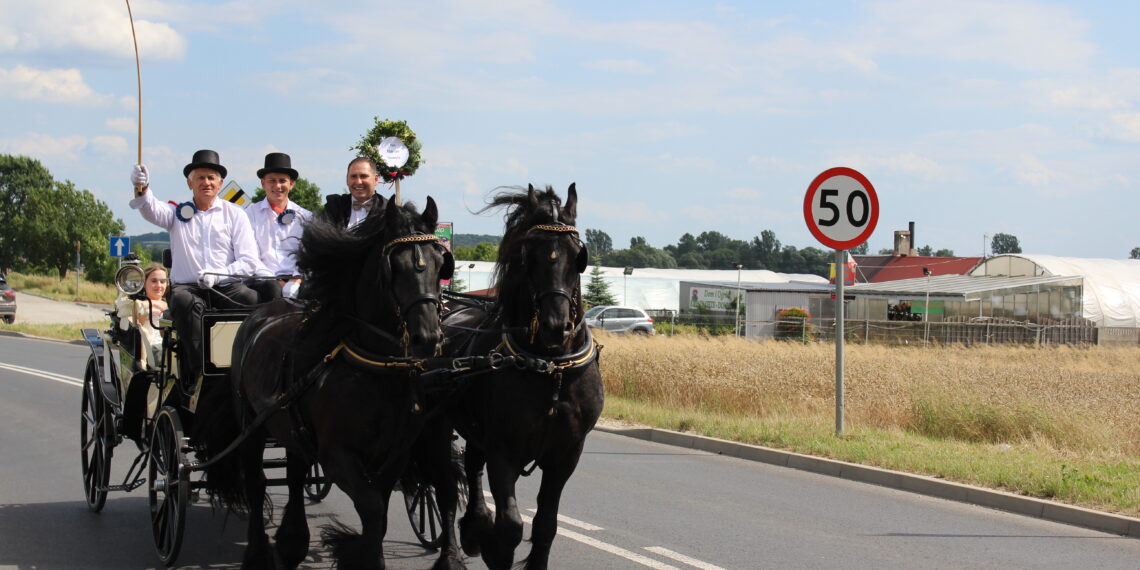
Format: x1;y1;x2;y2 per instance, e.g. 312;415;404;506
296;200;432;320
479;185;574;317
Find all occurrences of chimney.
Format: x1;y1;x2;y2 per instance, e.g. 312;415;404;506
892;222;918;256
909;221;915;253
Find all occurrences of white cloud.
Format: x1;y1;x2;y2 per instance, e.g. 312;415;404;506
1048;86;1128;111
583;59;654;74
106;117;136;132
1104;112;1140;142
92;136;129;156
0;66;109;105
0;0;185;60
835;152;947;181
1011;154;1063;186
0;133;90;160
860;0;1096;71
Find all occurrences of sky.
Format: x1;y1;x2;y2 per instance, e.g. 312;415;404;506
3;0;1140;260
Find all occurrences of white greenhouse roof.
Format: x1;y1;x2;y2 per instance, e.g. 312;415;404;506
973;254;1140;327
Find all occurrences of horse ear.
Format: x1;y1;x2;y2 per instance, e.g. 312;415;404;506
439;250;455;280
527;184;538;209
423;196;439;230
576;243;589;274
384;193;400;225
562;183;577;224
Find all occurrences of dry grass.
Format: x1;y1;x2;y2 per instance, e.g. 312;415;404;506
598;331;1140;515
5;271;118;304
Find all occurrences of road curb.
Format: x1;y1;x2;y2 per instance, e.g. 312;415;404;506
595;424;1140;538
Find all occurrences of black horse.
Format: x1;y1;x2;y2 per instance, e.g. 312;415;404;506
443;184;604;569
196;197;463;569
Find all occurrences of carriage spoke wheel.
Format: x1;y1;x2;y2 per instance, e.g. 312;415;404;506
304;462;332;501
148;406;188;566
404;478;443;550
81;355;113;512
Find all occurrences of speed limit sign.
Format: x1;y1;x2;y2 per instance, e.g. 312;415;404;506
803;167;878;250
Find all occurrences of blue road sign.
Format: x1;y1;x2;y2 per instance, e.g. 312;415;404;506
110;236;131;258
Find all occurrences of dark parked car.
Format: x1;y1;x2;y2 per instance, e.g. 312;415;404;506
584;305;654;334
0;274;15;324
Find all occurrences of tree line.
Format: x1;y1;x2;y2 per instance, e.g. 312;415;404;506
0;155;125;283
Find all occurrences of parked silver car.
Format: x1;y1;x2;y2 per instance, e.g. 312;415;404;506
584;305;654;334
0;274;15;324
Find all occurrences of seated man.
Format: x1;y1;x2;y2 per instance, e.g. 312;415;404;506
245;152;312;299
129;149;260;390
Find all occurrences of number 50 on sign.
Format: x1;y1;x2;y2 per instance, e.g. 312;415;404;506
803;167;879;250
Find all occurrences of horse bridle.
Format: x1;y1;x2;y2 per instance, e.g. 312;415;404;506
520;223;586;346
376;233;453;356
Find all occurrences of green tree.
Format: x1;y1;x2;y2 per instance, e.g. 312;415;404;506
918;245;933;256
749;230;781;270
453;241;497;261
584;229;612;261
934;248;955;257
850;242;869;255
991;233;1022;254
1130;247;1140;259
582;255;617;308
251;177;323;212
19;180;124;282
0;155;54;272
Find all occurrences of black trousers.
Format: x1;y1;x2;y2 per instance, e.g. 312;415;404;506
246;278;282;303
170;281;258;382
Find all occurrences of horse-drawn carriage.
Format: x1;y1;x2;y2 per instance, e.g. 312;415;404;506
80;185;603;569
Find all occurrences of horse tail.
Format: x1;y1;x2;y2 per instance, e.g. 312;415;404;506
193;372;250;513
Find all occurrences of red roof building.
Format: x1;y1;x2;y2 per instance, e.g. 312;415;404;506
853;255;983;283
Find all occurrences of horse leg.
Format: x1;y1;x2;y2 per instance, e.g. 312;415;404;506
458;444;492;557
320;452;395;569
240;432;277;569
481;454;524;570
419;426;464;570
273;451;311;568
522;445;584;570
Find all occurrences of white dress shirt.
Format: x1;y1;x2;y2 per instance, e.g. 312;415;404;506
129;190;261;285
348;200;371;229
245;199;312;277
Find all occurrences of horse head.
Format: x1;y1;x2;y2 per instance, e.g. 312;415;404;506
358;196;453;358
493;183;588;353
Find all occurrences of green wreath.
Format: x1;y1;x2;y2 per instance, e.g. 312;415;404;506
353;118;423;182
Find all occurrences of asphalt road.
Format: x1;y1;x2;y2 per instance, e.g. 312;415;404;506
4;334;1140;569
5;291;109;324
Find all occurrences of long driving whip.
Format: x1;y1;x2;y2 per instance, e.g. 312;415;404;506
126;0;144;197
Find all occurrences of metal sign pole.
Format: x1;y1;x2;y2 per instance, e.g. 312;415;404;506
835;248;845;435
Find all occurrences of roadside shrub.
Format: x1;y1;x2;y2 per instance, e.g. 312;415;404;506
775;307;813;341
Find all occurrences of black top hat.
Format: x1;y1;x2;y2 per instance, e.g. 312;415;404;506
257;152;299;180
183;149;227;178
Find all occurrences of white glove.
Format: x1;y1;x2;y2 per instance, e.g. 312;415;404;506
130;164;149;187
197;270;220;288
282;280;300;298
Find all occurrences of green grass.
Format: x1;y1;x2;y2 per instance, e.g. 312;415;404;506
0;320;106;343
602;396;1140;516
5;271;118;304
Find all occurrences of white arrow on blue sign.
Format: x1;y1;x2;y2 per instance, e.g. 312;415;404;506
110;236;131;258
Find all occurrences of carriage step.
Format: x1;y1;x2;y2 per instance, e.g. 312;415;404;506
102;479;146;492
262;458;288;469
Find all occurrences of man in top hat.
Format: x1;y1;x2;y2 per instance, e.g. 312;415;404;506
322;156;386;229
245;152;312;299
129;149;260;388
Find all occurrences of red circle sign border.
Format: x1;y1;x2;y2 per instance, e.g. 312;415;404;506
802;166;879;250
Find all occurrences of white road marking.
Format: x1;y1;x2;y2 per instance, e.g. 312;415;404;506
525;507;605;531
0;362;82;387
644;546;726;570
484;492;712;569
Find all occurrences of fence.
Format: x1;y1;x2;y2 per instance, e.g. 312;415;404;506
656;311;1131;347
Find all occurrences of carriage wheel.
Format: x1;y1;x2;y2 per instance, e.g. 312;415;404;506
404;478;443;550
304;461;333;501
148;406;188;566
81;355;113;512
